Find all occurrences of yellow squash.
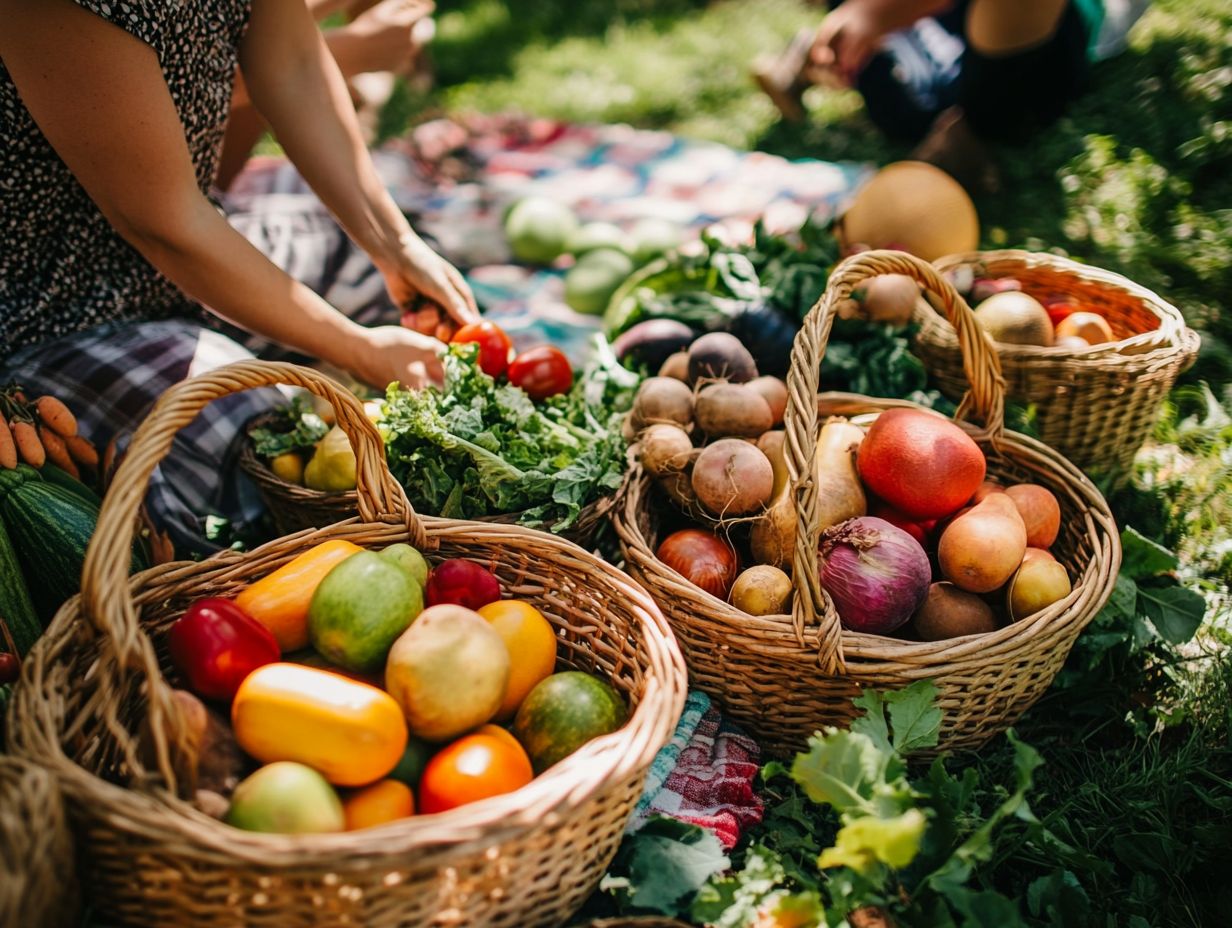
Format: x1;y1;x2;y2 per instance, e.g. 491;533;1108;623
232;663;408;787
235;539;362;651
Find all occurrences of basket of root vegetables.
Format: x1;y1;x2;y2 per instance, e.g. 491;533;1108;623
613;250;1121;756
914;250;1200;483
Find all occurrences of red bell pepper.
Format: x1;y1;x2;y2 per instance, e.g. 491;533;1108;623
167;597;280;702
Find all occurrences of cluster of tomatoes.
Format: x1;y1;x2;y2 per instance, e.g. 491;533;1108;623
402;308;573;402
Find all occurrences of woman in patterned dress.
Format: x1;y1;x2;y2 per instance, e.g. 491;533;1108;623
0;0;477;551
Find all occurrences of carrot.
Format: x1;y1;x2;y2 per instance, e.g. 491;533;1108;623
0;419;16;469
35;395;77;438
10;420;45;468
65;434;100;470
39;426;80;480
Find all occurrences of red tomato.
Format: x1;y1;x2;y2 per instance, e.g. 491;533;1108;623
452;321;513;378
508;347;573;401
417;732;533;813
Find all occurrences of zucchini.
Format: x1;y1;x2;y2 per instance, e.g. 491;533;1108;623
0;477;146;624
39;462;102;508
0;514;40;655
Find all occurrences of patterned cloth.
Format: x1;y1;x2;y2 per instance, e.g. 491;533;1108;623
629;691;764;850
230;114;869;365
0;0;250;357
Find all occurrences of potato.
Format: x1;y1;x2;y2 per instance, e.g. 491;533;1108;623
659;351;690;382
730;565;792;616
695;383;774;438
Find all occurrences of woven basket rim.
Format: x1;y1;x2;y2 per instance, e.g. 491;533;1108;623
921;249;1198;360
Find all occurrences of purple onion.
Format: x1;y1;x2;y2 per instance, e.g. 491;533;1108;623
820;516;932;635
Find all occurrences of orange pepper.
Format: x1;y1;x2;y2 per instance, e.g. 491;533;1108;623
342;779;415;830
232;663;407;787
235;539;362;651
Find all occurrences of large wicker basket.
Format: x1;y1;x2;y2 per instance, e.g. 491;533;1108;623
613;250;1121;757
913;250;1200;481
0;755;77;928
240;416;616;546
7;361;686;928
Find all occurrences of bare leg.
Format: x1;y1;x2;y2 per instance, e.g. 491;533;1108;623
965;0;1069;56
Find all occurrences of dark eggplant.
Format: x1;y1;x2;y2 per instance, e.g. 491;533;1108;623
716;300;799;378
612;319;698;371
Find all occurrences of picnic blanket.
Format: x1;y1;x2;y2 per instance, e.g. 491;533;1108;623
228;113;869;363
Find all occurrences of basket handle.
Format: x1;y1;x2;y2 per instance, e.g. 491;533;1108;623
79;360;424;792
783;250;1005;673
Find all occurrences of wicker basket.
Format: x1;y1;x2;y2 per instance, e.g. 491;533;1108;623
613;250;1121;757
913;250;1200;481
0;755;78;928
8;360;686;928
240;416;616;546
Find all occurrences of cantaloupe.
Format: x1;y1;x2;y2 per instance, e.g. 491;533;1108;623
838;162;979;261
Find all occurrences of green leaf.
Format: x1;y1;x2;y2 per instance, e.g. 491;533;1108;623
885;681;943;755
1119;526;1179;579
1024;870;1090;928
849;690;893;755
945;887;1028;927
601;817;729;916
790;730;887;815
818;808;927;874
1137;582;1207;644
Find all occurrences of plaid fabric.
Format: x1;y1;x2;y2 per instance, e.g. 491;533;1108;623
0;320;284;556
630;691;764;850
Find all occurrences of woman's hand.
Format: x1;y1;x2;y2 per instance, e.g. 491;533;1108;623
346;324;446;391
381;231;479;335
806;1;888;87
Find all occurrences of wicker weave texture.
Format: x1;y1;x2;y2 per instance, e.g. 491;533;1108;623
613;250;1121;758
0;755;78;928
8;361;687;928
914;250;1200;480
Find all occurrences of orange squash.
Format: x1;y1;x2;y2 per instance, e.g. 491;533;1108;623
235;539;361;651
341;779;415;830
232;663;407;787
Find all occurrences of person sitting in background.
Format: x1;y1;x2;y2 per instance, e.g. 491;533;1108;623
754;0;1150;193
0;0;477;553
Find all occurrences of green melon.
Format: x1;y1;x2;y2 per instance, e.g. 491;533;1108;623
505;197;579;265
225;762;344;834
512;671;628;773
308;550;423;672
564;249;635;315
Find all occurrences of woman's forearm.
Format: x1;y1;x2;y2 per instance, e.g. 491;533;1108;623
239;0;412;271
129;196;369;371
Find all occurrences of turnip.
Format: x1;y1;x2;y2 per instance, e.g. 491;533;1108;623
639;423;696;478
631;377;694;430
695;383;773;438
747;376;788;426
686;332;757;384
691;439;774;517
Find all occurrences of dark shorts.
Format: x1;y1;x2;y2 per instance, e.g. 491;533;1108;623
844;0;1091;143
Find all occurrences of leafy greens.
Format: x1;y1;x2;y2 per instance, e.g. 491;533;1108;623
381;338;637;530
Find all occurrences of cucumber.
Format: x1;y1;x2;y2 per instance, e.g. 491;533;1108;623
39;463;102;508
0;514;40;655
0;477;147;625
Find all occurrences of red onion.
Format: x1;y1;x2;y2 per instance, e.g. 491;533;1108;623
819;516;932;635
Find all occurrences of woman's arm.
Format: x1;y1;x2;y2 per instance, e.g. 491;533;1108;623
0;0;442;389
238;0;475;327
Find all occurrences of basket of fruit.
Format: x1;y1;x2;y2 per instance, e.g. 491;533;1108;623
8;360;685;928
240;327;635;546
0;755;77;928
912;249;1200;481
612;250;1121;756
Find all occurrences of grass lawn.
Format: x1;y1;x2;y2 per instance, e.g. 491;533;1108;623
377;2;1232;923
